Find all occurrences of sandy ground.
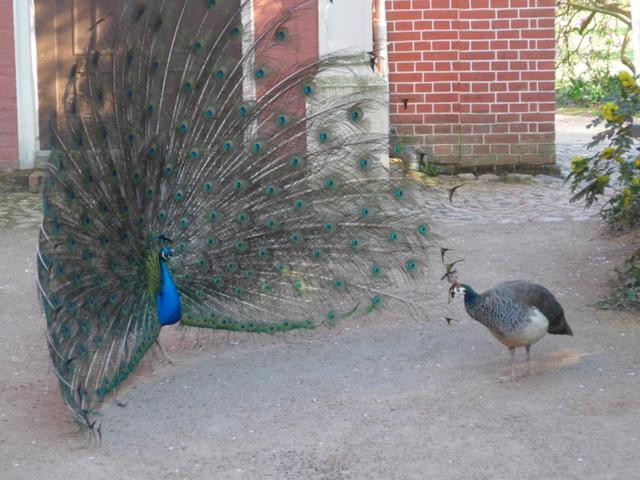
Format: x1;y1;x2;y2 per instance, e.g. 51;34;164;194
1;116;639;479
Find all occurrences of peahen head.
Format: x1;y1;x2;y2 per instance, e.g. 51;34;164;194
449;283;478;305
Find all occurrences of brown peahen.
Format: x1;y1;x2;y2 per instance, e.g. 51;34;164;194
450;281;573;381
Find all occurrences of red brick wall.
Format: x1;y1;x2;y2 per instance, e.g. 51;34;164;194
0;0;18;170
386;0;555;168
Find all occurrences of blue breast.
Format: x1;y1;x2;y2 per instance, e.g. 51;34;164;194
157;262;181;326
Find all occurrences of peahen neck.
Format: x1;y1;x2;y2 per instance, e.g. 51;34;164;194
462;284;480;311
157;261;181;326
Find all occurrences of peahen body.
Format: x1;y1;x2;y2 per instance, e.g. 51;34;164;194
450;281;573;381
37;0;435;428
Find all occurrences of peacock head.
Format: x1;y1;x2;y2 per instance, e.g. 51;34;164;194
159;247;175;263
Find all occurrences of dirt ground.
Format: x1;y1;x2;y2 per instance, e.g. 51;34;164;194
1;116;639;479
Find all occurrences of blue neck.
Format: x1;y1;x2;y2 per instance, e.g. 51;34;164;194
463;285;480;309
157;262;181;326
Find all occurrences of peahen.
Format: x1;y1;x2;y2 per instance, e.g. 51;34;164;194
450;281;573;381
37;0;435;428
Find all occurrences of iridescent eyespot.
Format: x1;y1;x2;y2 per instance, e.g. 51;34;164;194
349;108;363;122
275;28;289;41
204;106;216;119
177;121;189;134
182;80;194;92
265;185;278;196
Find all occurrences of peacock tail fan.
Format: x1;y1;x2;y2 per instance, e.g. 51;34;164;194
37;0;437;428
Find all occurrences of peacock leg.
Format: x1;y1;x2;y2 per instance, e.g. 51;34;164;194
524;345;531;377
115;388;128;408
155;339;174;365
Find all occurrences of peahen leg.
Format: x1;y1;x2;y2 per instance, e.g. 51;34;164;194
500;347;517;383
525;345;531;377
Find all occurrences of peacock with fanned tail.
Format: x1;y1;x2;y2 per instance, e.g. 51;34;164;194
37;0;436;428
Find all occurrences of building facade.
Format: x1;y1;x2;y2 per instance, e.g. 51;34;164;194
386;0;556;169
0;0;555;171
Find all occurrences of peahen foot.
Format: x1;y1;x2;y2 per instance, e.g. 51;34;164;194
499;347;527;382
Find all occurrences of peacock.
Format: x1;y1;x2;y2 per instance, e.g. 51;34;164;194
449;281;573;381
36;0;436;429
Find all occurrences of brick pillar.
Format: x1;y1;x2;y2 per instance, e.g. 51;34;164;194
0;0;18;171
386;0;555;169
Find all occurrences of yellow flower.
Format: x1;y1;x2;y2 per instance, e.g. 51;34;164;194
618;71;637;90
615;156;625;164
623;188;633;207
602;147;616;159
635;158;640;168
601;102;624;123
571;156;587;174
596;175;610;186
633;177;640;186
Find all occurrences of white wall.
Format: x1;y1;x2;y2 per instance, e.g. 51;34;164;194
13;0;39;169
318;0;373;56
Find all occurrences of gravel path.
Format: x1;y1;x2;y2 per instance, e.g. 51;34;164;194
1;115;638;480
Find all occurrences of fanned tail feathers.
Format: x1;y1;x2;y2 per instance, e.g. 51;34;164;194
37;0;436;426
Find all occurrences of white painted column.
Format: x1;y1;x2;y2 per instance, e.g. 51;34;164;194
318;0;373;55
373;0;389;82
316;0;390;168
13;0;39;170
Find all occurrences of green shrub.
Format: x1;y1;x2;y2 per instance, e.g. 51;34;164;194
567;70;640;309
556;73;619;107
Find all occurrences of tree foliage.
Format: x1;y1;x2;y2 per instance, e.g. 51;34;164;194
557;0;633;95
